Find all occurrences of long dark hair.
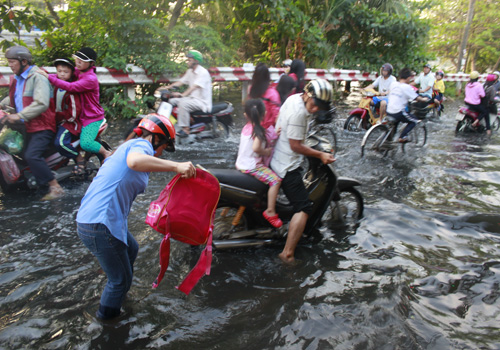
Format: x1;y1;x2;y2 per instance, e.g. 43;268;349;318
249;63;270;99
289;59;306;92
244;98;266;143
276;75;296;105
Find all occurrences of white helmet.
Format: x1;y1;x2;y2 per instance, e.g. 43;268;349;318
305;79;333;109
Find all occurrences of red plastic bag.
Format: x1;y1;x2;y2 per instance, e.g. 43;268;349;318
146;168;220;294
0;149;20;184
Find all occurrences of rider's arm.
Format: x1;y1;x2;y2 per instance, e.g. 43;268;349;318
164;80;184;90
127;152;195;178
289;139;335;164
18;73;51;121
181;84;200;98
252;137;272;157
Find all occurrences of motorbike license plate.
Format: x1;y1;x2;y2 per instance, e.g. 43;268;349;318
455;114;464;121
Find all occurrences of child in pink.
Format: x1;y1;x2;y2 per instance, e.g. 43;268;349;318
235;99;282;228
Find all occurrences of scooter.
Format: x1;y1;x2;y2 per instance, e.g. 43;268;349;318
455;98;500;134
344;88;381;132
0;111;111;192
207;133;364;249
154;90;234;141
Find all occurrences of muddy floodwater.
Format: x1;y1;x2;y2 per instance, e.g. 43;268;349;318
1;89;500;350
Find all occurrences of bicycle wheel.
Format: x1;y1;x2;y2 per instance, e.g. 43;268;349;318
406;123;427;148
361;124;390;157
310;125;337;155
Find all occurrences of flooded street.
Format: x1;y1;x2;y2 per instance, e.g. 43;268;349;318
1;89;500;350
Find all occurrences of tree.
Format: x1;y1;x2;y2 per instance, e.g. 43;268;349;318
428;0;500;73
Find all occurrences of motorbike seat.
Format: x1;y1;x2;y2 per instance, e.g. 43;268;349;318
209;168;268;194
191;102;231;116
459;106;479;118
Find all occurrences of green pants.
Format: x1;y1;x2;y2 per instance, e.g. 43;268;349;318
80;119;104;154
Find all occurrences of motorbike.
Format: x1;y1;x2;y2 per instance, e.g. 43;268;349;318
0;110;111;193
207;133;364;249
154;90;234;142
455;97;500;134
344;88;381;132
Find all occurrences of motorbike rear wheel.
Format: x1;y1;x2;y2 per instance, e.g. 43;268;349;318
213;205;249;240
322;187;363;229
344;114;365;132
211;121;230;139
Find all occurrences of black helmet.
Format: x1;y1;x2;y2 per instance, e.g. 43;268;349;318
5;46;32;65
54;58;75;72
381;63;393;75
72;47;97;62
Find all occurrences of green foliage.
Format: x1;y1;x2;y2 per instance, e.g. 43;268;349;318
428;0;500;72
0;0;54;51
100;85;158;119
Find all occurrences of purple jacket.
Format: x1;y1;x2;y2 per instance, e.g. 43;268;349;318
48;67;104;127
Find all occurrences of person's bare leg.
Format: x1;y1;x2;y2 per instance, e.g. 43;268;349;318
380;100;387;118
279;211;308;264
265;184;280;217
98;145;113;159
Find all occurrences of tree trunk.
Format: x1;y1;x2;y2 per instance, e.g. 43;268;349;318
167;0;186;31
44;0;60;26
493;54;500;72
455;0;476;95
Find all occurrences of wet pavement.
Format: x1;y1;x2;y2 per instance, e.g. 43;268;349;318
1;90;500;349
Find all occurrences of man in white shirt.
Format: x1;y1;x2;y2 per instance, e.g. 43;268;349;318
387;68;429;142
270;79;335;264
412;63;435;99
160;50;212;141
363;63;396;118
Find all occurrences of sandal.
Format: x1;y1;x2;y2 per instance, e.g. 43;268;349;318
72;161;86;176
263;211;283;228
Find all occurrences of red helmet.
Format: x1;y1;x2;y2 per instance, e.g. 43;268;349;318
136;113;176;152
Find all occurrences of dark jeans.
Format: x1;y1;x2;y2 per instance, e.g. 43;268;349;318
77;223;139;315
387;111;419;139
24;130;55;185
466;103;490;130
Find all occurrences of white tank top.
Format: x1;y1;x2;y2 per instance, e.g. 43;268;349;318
235;123;262;170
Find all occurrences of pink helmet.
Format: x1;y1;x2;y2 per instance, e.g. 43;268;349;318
486;74;497;82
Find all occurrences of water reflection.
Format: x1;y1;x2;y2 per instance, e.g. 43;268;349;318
1;96;500;349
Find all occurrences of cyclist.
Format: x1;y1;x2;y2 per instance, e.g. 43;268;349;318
386;68;430;143
270;79;335;264
364;63;396;119
158;50;212;143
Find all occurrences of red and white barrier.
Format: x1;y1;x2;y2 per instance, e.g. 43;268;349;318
0;66;487;101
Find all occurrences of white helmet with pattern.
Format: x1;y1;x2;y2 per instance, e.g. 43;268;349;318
305;79;333;109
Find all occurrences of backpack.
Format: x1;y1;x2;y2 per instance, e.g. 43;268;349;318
145;168;220;295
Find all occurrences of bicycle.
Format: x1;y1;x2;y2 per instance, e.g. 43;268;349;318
360;115;427;157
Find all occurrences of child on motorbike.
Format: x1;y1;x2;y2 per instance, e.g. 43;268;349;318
465;71;490;135
38;48;112;172
235;98;283;228
433;71;445;112
52;58;83;169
